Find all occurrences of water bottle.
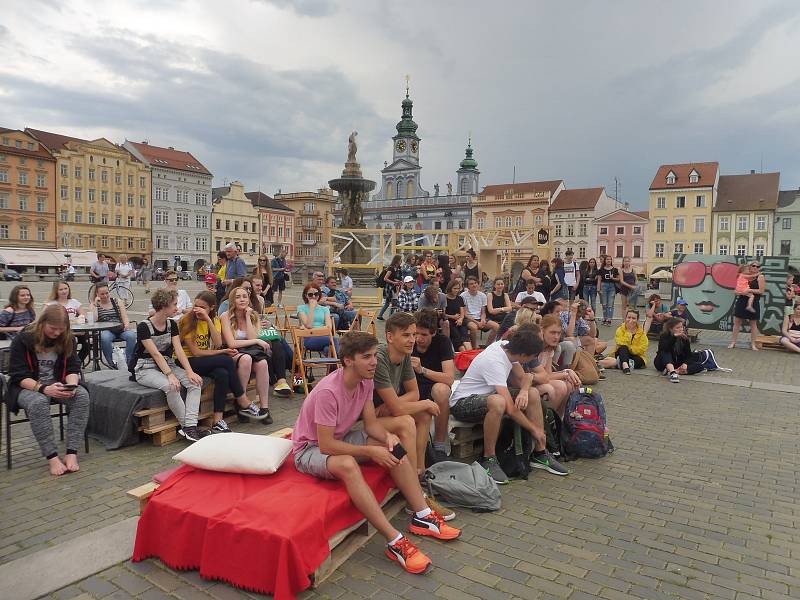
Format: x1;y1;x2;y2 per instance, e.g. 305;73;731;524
86;311;95;325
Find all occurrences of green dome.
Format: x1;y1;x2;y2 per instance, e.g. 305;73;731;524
395;95;419;140
459;142;478;170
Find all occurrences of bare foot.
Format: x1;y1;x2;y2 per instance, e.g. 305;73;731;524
64;454;80;472
751;344;759;352
727;342;736;349
48;456;68;476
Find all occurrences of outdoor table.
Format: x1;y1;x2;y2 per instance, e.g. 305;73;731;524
72;321;122;372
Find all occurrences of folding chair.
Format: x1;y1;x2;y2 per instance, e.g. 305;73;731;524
291;326;341;396
352;309;377;336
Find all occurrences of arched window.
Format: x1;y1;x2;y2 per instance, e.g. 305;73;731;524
386;180;393;200
396;179;403;199
406;178;414;198
460;178;470;194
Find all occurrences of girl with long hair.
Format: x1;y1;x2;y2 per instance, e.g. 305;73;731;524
583;258;599;313
436;254;452;289
444;279;471;351
45;281;85;320
550;258;567;300
486;277;512;325
463;248;480;282
377;254;403;320
221;286;273;423
179;291;259;433
618;257;640;313
653;317;705;383
780;301;800;353
599;309;651;373
598;255;620;325
8;305;89;476
296;282;340;357
91;282;137;368
253;255;274;306
537;260;552;299
0;285;36;339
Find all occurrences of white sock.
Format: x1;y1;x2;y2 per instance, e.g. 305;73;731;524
415;507;432;519
388;533;403;546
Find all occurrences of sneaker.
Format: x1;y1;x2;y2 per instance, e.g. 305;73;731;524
404;496;456;522
622;366;631;375
478;456;509;485
598;369;607;381
409;511;461;540
258;407;273;425
273;381;292;396
669;371;680;383
385;536;431;574
530;450;569;476
211;419;232;433
238;403;268;420
181;426;210;442
431;448;449;464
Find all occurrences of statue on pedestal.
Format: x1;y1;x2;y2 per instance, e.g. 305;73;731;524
447;182;453;196
347;131;358;163
434;183;439;197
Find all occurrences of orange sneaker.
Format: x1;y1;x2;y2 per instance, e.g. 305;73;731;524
409;511;462;541
385;536;432;574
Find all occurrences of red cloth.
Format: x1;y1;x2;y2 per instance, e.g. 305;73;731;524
133;461;395;599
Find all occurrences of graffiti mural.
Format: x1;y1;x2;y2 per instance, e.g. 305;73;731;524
672;253;788;335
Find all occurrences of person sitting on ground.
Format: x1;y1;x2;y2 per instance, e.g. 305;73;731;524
8;305;90;476
653;317;705;383
45;281;85;320
538;314;582;391
486;277;512;326
645;293;671;334
292;331;461;575
0;285;36;341
322;275;357;330
735;263;759;314
599;310;651;374
498;295;543;338
221;286;274;423
514;277;547;308
397;276;420;313
671;298;690;323
131;289;208;442
296;282;341;358
779;301;800;354
449;324;568;485
179;291;259;433
91;282;137;368
559;299;606;356
444;279;471;351
461;276;499;347
412;310;455;467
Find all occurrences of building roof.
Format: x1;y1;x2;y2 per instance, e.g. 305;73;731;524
245;191;292;212
778;189;800;209
0;127;56;161
634;210;649;219
25;128;116;152
549;187;605;211
212;186;231;202
479;180;563;198
594;208;649;223
126;140;211;176
713;172;780;212
649;162;719;190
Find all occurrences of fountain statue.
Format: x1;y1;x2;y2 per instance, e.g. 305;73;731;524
329;130;376;229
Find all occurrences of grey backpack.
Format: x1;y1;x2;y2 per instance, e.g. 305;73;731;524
424;461;501;512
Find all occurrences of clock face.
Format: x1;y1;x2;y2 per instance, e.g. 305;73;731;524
410;142;418;153
396;140;406;153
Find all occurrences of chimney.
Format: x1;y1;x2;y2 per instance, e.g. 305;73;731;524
750;170;755;174
168;147;175;150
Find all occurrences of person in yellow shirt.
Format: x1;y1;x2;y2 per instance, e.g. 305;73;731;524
599;310;651;374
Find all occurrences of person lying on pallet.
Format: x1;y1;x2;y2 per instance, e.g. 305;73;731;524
292;331;461;575
412;309;455;465
449;323;569;485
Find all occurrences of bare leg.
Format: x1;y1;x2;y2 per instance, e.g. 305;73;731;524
484;321;499;344
749;318;760;351
371;416;427;512
543;379;570;417
378;415;419;477
431;383;451;444
729;317;742;348
598;356;618;369
468;321;478;348
236;354;253;400
253;359;270;407
504;388;546;450
780;337;800;353
482;394;506;456
412;411;431;473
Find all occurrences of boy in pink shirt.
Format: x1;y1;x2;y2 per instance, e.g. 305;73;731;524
292;332;460;575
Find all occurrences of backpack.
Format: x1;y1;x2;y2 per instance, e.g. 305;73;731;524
496;419;533;480
569;349;600;385
375;267;388;288
696;349;732;372
562;387;609;459
543;405;565;458
424;461;501;512
454;348;483;372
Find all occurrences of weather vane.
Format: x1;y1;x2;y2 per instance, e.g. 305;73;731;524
405;74;410;98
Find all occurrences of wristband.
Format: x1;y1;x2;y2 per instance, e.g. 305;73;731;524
38;383;47;395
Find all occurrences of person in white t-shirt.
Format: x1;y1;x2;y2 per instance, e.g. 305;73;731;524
114;255;134;292
449;323;568;484
44;281;84;320
562;249;580;302
514;279;547;307
460;276;499;347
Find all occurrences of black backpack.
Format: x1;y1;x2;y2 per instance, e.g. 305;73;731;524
496;419;533;480
375;267;388;288
543;405;566;459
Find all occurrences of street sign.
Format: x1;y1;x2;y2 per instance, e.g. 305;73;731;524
537;228;549;245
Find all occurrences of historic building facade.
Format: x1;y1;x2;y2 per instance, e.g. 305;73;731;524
27;128;152;260
594;209;650;272
648;162;719;274
245;191;295;261
123;141;213;272
0;128;57;249
711;172;779;259
275;189;336;275
211;181;260;266
548;187;617;260
775;188;800;262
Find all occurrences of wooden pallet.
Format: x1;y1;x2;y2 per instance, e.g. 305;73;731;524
450;423;484;460
755;335;789;351
126;426;402;588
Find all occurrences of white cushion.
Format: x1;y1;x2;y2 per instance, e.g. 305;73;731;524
172;432;293;475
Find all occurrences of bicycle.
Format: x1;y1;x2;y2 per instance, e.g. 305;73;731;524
88;279;135;309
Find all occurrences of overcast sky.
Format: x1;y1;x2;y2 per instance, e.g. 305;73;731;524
2;0;799;210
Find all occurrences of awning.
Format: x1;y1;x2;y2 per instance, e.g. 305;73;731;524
0;248;97;268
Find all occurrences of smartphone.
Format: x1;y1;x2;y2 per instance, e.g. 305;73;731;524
60;383;78;391
391;443;407;460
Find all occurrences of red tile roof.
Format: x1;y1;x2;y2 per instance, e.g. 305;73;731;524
549;187;605;211
634;210;649;219
479;180;563;198
0;127;56;161
25;128;112;151
649;162;719;190
126;141;211;176
713;172;780;212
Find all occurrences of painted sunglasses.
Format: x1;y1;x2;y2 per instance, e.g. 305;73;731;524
672;261;739;289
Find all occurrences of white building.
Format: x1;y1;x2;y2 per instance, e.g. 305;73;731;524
123;141;213;272
547;187;617;260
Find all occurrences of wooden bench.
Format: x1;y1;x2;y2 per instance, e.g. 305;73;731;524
126;427;404;588
449;422;483;459
755;335;789;351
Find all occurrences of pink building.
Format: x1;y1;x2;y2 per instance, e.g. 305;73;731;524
594;209;649;272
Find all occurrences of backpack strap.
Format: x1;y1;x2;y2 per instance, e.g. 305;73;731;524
110;298;122;322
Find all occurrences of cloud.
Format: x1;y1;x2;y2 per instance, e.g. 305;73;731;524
250;0;336;17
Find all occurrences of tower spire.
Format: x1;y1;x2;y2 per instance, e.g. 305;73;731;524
405;74;410;99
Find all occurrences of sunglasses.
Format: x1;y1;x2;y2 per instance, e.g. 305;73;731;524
165;278;178;282
306;292;319;298
672;261;738;289
750;264;760;269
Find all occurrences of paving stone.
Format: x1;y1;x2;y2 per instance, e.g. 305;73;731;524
79;576;118;598
110;571;153;595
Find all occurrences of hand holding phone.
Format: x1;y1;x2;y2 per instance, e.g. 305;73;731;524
60;383;78;391
391;443;407;460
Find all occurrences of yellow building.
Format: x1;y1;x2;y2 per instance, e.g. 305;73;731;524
648;162;719;274
0;128;57;248
27;128;152;259
274;188;336;276
211;181;261;266
712;172;779;259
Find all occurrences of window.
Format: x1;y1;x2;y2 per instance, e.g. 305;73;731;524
696;195;705;208
60;164;68;177
37;225;46;241
115;237;122;249
599;226;608;235
674;218;684;233
101;213;108;225
578;247;586;259
17;171;28;186
19;224;28;240
127;194;133;206
101;235;108;248
780;240;791;255
127;216;134;227
554;224;562;236
736;244;747;256
195;237;208;252
633;245;641;258
101;190;108;204
243;222;248;233
101;170;108;183
554;247;561;258
61;209;68;222
115;215;121;226
756;216;766;231
719;244;728;255
514;216;522;227
74;211;82;224
270;226;276;237
89;235;95;247
234;221;239;231
694;217;705;233
176;212;189;227
36;174;46;187
215;219;221;230
693;242;704;254
155;186;168;201
737;216;748;231
656;196;666;209
74;166;81;178
140;239;147;250
155;210;169;226
689;171;699;184
535;215;542;225
783;217;792;230
674;242;684;253
196;214;208;229
195;192;208;205
566;224;574;236
0;169;7;183
579;223;587;236
60;185;68;199
615;245;624;258
492;216;500;228
599;245;607;256
88;168;95;181
139;195;145;207
676;196;685;208
225;220;230;230
114;192;121;205
755;244;765;257
216;240;222;251
476;217;485;229
88;212;95;224
128;237;134;250
666;173;676;185
127;174;133;186
115;172;121;185
88;189;95;202
434;221;441;229
139;176;146;188
719;216;729;231
632;226;642;235
0;224;8;239
139;217;146;228
18;195;28;210
616;226;625;235
36;196;46;212
74;187;82;201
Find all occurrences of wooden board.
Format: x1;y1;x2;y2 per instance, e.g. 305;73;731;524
755;335;788;351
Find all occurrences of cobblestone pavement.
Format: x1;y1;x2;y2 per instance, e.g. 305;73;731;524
2;281;799;598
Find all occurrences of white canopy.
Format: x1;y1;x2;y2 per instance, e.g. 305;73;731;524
649;270;673;280
0;248;97;268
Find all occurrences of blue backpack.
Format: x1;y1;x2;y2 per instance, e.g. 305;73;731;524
562;387;609;459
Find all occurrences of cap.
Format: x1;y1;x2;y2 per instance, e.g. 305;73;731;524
204;273;218;284
520;295;543;306
676;298;688;305
403;275;415;283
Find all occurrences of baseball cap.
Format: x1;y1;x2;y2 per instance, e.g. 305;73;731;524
520;295;543;306
403;275;415;283
204;273;218;284
676;298;688;305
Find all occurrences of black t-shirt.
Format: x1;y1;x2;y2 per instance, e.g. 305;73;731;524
488;292;507;322
535;267;551;296
134;318;179;360
598;267;619;283
445;295;465;317
413;334;454;387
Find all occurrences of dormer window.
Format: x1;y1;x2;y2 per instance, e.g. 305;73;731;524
688;169;699;184
666;171;677;185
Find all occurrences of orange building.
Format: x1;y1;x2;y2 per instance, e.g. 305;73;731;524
0;128;57;248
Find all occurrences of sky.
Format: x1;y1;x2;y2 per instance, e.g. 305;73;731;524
1;0;799;210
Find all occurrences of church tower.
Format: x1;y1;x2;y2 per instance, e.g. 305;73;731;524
456;138;480;195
